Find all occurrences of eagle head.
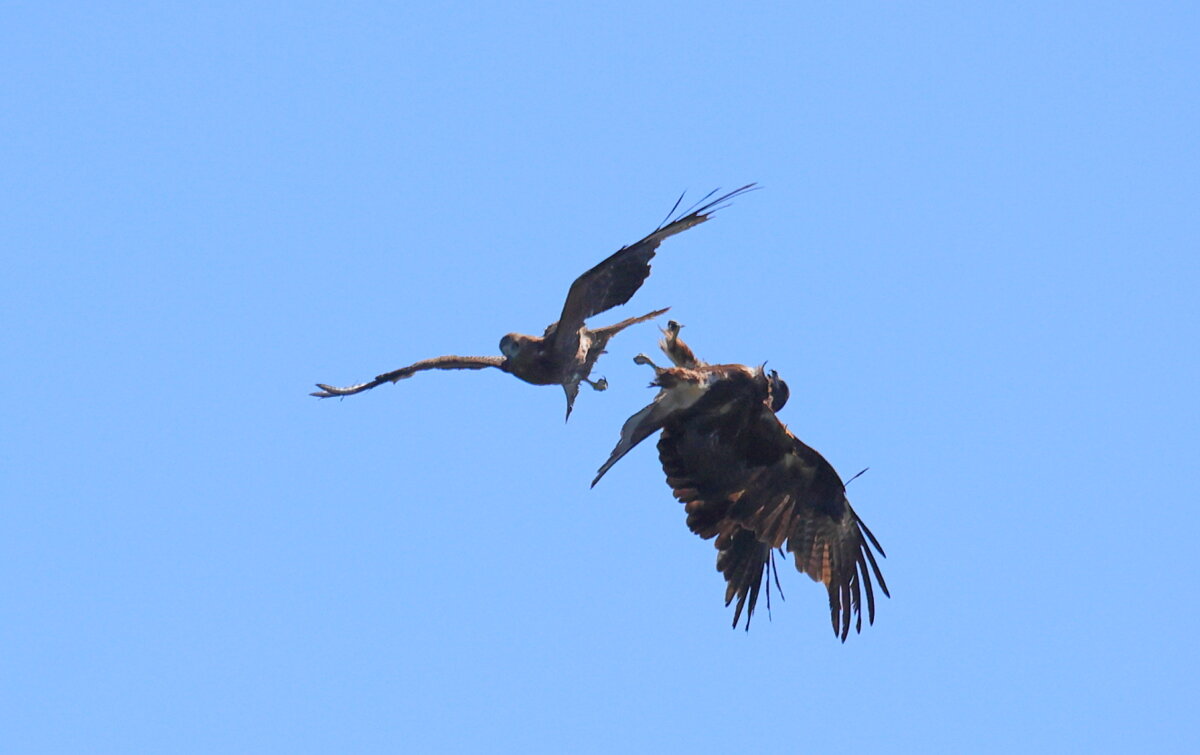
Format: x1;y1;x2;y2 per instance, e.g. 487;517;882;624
499;333;522;359
767;369;790;412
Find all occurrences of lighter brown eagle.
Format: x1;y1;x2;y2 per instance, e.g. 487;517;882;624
313;186;756;419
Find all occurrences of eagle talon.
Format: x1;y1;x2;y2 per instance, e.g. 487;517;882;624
586;377;608;391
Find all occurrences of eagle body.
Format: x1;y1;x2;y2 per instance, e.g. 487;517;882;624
593;324;888;639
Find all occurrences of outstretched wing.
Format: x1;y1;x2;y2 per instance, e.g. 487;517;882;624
550;184;757;358
592;393;682;486
311;355;506;398
657;398;889;639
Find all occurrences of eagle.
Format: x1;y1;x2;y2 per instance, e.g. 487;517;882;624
312;185;757;419
592;322;889;638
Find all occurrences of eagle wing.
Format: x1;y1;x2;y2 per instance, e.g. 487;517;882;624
549;184;757;359
657;394;889;638
590;363;754;487
311;355;506;398
591;388;691;486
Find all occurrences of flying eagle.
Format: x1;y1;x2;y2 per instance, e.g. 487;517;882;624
592;322;889;638
312;185;757;419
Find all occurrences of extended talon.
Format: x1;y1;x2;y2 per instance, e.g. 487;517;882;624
586;377;609;391
633;353;660;369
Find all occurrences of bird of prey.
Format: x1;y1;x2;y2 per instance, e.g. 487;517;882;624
592;322;889;638
312;185;757;419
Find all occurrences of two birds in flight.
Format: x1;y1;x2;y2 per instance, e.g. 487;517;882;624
314;185;888;639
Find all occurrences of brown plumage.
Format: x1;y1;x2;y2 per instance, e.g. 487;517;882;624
592;323;888;638
312;185;757;419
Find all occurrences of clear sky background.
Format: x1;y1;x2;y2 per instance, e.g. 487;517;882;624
3;3;1197;753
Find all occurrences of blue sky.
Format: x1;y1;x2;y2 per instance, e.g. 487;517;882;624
3;2;1198;752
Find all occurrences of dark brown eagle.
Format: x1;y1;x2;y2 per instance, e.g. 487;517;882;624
592;322;889;638
312;185;756;419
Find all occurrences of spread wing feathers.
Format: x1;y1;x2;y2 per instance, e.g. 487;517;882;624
657;403;889;639
311;355;506;398
552;184;757;355
714;525;774;630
